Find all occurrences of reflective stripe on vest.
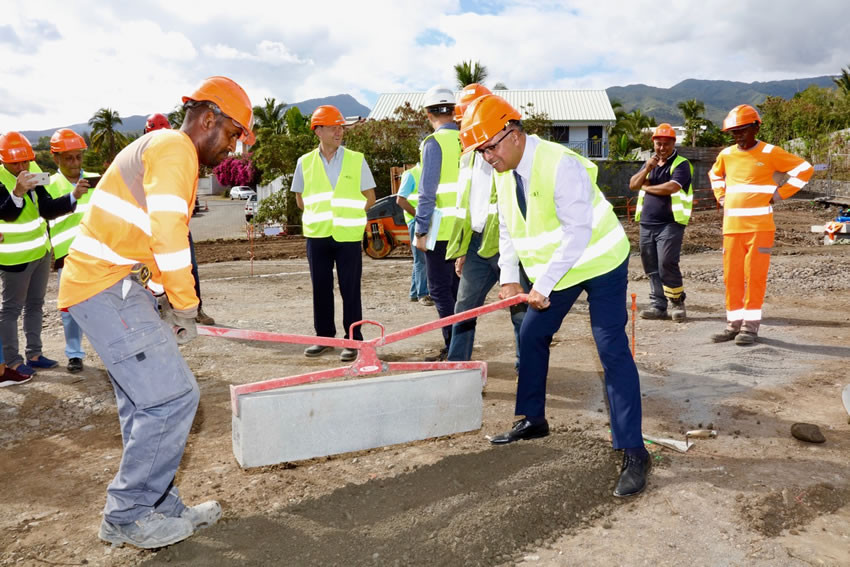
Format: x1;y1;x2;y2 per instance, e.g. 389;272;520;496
446;152;500;259
301;147;367;242
496;138;630;290
46;171;98;259
420;129;461;241
634;154;694;225
0;162;51;266
401;164;422;225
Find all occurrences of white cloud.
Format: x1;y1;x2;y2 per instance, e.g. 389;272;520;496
1;0;849;131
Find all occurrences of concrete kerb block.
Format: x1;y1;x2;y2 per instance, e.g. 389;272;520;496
232;369;483;468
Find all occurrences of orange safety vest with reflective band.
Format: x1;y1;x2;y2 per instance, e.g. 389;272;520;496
710;141;813;235
0;162;51;266
300;147;366;242
58;130;199;313
46;171;99;260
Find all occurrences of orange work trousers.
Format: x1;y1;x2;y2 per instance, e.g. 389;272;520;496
722;231;773;328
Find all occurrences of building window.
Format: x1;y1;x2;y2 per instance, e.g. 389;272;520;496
551;125;569;143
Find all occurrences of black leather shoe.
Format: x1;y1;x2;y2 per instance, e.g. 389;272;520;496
67;357;83;373
424;348;448;362
304;345;333;358
613;450;651;497
489;418;550;445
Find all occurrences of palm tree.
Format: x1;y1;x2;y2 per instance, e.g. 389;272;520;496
834;66;850;95
677;98;706;146
453;60;488;89
253;97;286;136
88;108;129;164
167;104;186;129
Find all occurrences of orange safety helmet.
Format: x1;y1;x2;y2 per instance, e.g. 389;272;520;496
651;123;677;140
182;76;255;145
722;104;761;131
50;128;88;153
0;132;36;164
145;113;172;133
454;83;492;121
310;105;347;130
459;94;521;154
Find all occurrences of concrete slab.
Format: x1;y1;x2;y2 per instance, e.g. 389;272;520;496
232;369;483;468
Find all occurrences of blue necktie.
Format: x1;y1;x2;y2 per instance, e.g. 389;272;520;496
514;171;527;218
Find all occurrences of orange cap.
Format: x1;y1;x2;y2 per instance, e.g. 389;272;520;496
652;123;677;140
50;128;88;153
454;83;492;121
310;105;347;130
0;132;36;164
459;94;521;154
183;76;255;145
722;104;761;131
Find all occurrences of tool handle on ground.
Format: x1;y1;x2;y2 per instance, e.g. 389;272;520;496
685;429;717;439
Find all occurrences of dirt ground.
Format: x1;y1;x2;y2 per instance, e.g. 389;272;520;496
2;200;850;566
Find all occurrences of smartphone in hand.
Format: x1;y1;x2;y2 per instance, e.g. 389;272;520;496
31;172;51;186
84;176;101;188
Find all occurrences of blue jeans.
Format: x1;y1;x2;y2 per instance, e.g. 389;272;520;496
516;257;643;450
424;240;459;347
57;268;85;360
69;278;199;524
408;222;428;299
447;232;527;366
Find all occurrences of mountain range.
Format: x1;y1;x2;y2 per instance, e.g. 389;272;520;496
21;76;839;141
20;94;371;142
606;76;838;125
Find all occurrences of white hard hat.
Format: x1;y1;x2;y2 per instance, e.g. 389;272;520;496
423;86;455;109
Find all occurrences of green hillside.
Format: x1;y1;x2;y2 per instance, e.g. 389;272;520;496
607;76;838;125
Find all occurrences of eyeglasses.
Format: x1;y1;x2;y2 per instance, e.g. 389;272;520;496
185;100;249;139
475;129;512;156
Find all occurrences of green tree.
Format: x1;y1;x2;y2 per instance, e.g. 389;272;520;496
167;104;186;129
519;102;552;140
253;97;287;136
34;136;51;151
493;82;508;90
454;60;488;89
833;65;850;95
284;106;311;136
88;107;129;165
677;98;706;146
608;103;656;159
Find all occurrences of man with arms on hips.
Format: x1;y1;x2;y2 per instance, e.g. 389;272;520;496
460;95;650;497
628;123;693;322
58;76;255;548
293;105;376;363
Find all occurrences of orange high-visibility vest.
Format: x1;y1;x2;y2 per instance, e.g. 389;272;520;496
710;141;813;234
58;130;199;313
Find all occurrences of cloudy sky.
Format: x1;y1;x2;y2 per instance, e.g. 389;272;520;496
2;0;848;131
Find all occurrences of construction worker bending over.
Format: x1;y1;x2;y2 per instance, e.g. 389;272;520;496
414;86;462;361
446;83;527;368
144;113;216;327
460;95;650;497
46;129;99;374
396;164;432;305
0;132;86;379
709;104;813;345
628;124;693;322
58;76;255;549
294;105;376;363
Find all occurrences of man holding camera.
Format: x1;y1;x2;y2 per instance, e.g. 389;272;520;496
46;129;100;373
58;76;254;549
0;132;85;380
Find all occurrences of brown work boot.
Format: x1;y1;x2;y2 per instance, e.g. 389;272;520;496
734;331;757;345
670;300;686;322
640;308;669;320
711;326;739;343
195;308;215;326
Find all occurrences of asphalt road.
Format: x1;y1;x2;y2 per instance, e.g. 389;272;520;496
189;196;250;242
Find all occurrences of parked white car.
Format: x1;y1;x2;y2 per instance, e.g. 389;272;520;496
230;186;256;200
245;194;258;222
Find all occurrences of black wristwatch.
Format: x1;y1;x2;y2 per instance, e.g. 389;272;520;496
415;232;427;238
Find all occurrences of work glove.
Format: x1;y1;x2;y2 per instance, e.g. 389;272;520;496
157;295;198;345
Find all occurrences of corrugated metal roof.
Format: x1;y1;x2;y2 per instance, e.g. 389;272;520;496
368;90;615;124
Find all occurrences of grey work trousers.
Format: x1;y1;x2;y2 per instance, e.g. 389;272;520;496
639;222;686;311
0;253;51;366
69;278;199;524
